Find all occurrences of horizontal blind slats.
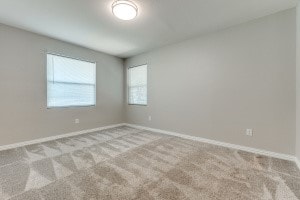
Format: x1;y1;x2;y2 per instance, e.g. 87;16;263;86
128;65;147;105
47;54;96;107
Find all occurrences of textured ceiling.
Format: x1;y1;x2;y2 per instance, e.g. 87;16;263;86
0;0;298;58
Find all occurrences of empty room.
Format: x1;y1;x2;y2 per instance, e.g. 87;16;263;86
0;0;300;199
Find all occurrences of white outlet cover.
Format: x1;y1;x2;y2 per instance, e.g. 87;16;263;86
246;129;253;136
75;119;80;124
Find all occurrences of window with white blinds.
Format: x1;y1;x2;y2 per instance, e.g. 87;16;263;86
128;65;147;105
47;54;96;108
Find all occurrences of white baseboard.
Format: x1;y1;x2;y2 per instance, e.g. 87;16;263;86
125;123;296;162
1;122;299;170
0;123;126;151
295;157;300;170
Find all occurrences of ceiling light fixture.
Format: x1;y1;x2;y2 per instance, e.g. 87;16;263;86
112;0;138;21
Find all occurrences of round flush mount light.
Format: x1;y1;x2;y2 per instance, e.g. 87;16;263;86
112;0;138;21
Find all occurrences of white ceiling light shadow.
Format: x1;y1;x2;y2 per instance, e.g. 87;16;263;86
112;0;138;21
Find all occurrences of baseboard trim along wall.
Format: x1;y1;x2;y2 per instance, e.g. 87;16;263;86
296;157;300;170
125;123;297;162
0;122;299;170
0;123;126;151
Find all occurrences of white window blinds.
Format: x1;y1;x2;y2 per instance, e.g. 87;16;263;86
47;54;96;108
128;65;147;105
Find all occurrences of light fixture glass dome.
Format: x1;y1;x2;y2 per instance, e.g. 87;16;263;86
112;0;138;21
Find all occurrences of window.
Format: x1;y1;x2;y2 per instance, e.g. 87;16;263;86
47;54;96;108
128;65;147;105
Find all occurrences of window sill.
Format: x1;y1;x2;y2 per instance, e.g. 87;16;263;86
128;104;147;106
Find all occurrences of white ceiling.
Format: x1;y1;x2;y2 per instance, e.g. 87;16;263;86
0;0;298;58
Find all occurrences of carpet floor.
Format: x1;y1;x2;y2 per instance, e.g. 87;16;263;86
0;126;299;200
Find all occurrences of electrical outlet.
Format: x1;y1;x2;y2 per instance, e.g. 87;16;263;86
246;129;253;136
148;116;152;121
75;119;80;124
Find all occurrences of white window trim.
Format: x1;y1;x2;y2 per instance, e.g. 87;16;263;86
127;64;148;106
46;52;97;109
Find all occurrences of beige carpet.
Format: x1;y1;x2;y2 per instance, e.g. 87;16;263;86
0;126;299;200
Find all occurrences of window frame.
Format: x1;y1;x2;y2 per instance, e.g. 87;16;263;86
46;52;97;109
127;64;148;106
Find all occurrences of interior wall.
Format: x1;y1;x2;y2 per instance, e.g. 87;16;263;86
0;24;124;146
296;3;300;161
125;9;296;155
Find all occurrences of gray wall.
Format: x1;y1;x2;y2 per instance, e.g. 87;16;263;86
296;4;300;161
125;9;296;155
0;8;297;156
0;24;124;146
